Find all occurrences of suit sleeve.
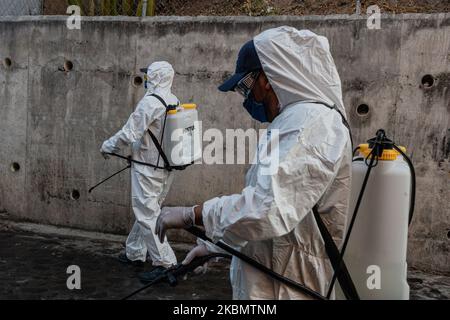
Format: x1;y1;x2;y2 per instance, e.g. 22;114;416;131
101;96;166;153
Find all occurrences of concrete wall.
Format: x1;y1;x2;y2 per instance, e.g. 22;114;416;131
0;14;448;273
0;0;42;16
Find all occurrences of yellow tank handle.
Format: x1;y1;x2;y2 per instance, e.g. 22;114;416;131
359;143;406;161
181;103;197;109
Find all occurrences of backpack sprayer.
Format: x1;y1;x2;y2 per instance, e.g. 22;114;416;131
335;129;415;299
89;94;201;193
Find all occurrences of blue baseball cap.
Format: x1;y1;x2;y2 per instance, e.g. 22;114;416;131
218;40;262;92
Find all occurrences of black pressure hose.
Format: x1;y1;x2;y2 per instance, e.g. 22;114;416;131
88;153;167;193
121;224;328;300
107;152;167;169
352;146;361;158
88;163;131;193
122;226;328;300
122;253;231;300
187;226;327;300
393;144;416;225
326;135;380;299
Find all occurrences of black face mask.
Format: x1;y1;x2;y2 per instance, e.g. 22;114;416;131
242;92;269;123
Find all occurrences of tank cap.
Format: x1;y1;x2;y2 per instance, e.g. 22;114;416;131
359;143;406;161
181;103;197;109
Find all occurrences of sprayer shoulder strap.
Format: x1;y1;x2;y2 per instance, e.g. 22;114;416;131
145;128;171;169
312;102;353;150
145;94;171;170
148;93;169;110
312;205;359;300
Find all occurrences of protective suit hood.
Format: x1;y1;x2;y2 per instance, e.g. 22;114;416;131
146;61;175;97
254;27;346;117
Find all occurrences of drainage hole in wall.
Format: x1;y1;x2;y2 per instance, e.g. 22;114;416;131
10;162;20;172
421;74;435;88
4;57;12;68
133;75;143;87
356;104;370;116
71;189;80;200
64;60;74;72
447;230;450;239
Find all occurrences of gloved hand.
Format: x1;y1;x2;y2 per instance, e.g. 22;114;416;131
100;149;110;159
100;142;111;159
155;206;196;243
182;243;211;274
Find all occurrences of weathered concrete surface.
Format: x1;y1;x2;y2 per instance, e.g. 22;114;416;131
0;14;449;273
0;0;42;16
0;220;448;300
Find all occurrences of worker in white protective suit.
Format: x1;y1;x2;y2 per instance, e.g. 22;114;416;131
100;61;178;282
155;27;352;299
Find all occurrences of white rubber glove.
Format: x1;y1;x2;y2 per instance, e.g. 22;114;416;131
182;243;211;274
100;142;111;159
155;206;196;243
100;149;110;159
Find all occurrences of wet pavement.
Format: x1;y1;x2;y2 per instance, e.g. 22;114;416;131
408;269;450;300
0;222;231;300
0;221;449;300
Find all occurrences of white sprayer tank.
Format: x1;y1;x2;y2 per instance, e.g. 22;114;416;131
162;103;202;167
340;143;411;300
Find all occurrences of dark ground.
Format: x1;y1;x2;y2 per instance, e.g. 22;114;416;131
0;222;231;300
0;221;449;300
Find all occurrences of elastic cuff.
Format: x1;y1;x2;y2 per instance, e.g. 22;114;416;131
191;205;200;226
183;206;196;227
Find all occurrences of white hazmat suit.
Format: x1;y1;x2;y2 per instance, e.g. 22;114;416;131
101;61;178;267
201;27;352;299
